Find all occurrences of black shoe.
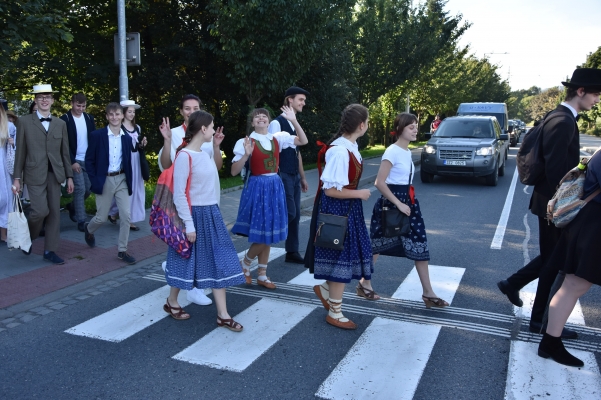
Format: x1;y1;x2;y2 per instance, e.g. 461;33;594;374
84;223;95;248
129;225;140;231
77;222;86;232
108;215;117;224
43;251;65;265
66;202;77;222
497;280;523;307
22;246;32;256
529;321;578;340
538;332;584;367
117;251;136;265
285;252;305;264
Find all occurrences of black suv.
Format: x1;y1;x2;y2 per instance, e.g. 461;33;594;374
420;116;509;186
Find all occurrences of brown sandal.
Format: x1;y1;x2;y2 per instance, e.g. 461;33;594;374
217;316;243;332
356;283;380;300
163;299;190;320
422;295;449;309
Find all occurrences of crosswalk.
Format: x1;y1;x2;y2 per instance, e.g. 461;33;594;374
64;250;601;399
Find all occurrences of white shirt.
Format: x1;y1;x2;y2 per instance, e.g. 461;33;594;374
73;113;88;161
560;102;578;118
232;131;296;163
173;149;219;233
382;144;414;185
320;137;362;191
268;116;297;139
107;128;124;173
36;110;50;131
158;125;214;171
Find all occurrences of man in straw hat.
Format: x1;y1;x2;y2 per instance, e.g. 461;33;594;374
12;84;74;264
60;92;96;232
497;68;601;339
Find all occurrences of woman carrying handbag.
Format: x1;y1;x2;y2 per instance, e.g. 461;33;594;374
0;106;16;242
369;113;448;309
306;104;373;330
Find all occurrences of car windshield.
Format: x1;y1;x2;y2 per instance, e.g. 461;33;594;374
434;120;494;138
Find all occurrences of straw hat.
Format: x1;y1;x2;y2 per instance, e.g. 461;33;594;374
29;84;59;94
120;100;141;109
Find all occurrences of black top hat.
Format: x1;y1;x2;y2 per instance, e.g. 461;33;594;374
562;68;601;90
285;86;310;97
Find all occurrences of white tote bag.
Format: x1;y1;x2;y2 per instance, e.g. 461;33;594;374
7;193;32;252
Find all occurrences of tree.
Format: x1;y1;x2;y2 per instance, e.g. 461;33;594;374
525;87;563;122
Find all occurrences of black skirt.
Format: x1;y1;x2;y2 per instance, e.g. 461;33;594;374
550;200;601;285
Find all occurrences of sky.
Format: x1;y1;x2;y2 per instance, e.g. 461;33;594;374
444;0;601;91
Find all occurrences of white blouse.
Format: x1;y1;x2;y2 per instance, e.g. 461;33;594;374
382;144;414;185
232;131;296;163
173;149;219;233
321;137;362;191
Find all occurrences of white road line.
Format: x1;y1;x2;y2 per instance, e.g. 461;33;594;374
317;264;462;399
516;279;585;325
65;248;287;342
391;265;465;304
505;341;601;399
316;318;440;400
172;299;316;372
287;269;325;286
299;216;311;224
65;285;190;342
491;166;519;249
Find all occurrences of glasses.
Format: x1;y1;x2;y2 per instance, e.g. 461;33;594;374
36;95;53;101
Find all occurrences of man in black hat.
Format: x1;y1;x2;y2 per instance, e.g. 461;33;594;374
268;86;310;263
497;68;601;338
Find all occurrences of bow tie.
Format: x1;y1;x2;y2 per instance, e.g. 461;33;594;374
39;117;52;123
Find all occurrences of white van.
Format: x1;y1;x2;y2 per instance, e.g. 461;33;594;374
457;102;510;152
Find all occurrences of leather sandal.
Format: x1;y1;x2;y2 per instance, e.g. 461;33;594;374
257;277;276;289
240;253;255;285
325;300;356;330
163;299;190;320
217;316;243;332
356;283;380;300
313;284;330;310
422;295;449;309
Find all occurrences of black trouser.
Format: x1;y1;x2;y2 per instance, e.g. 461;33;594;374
506;215;562;323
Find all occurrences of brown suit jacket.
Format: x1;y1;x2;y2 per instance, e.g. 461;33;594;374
13;113;73;185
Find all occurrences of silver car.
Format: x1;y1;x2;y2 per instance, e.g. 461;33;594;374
420;116;509;186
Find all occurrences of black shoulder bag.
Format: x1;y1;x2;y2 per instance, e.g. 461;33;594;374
381;164;412;237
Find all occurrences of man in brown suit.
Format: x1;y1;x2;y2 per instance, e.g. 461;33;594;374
12;84;74;264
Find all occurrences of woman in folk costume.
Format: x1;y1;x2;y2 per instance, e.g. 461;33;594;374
231;107;308;289
305;104;373;330
0;106;17;242
369;113;448;309
162;110;245;331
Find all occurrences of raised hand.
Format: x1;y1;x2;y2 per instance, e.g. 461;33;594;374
280;105;297;122
243;136;254;157
214;126;225;147
159;117;172;140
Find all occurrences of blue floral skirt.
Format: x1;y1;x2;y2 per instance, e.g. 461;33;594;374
231;174;288;244
312;193;373;283
370;184;430;261
166;205;245;290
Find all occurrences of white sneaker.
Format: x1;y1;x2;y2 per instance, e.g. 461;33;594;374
161;261;166;273
187;287;212;306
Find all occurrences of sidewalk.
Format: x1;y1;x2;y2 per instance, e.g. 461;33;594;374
0;149;422;311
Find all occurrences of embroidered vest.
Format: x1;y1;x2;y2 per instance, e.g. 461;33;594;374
316;143;362;191
250;138;280;175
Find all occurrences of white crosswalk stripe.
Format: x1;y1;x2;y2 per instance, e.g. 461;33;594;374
516;279;585;325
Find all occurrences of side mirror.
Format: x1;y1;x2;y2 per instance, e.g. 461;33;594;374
500;134;509;140
425;133;432;140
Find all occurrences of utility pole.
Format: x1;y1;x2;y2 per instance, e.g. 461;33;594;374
117;0;128;102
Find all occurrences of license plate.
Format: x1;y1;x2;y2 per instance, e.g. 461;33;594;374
443;160;467;166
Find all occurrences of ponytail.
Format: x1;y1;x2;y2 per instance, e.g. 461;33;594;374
175;110;214;153
328;104;369;144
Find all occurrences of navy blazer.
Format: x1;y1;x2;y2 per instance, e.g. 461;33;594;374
85;127;134;196
59;112;96;164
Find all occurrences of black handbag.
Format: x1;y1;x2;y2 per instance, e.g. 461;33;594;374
381;200;410;237
381;164;413;237
314;194;354;251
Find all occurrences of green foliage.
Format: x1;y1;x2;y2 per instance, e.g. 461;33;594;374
525;87;564;123
578;46;601;133
507;86;541;120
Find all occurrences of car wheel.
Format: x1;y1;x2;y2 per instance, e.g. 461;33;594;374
485;161;499;186
498;158;505;177
420;169;435;183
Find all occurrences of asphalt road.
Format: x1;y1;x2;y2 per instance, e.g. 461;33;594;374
2;142;601;399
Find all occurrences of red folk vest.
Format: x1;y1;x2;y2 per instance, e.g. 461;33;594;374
316;142;362;190
250;137;280;175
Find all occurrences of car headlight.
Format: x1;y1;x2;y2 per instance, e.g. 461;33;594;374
424;145;436;154
476;146;494;156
